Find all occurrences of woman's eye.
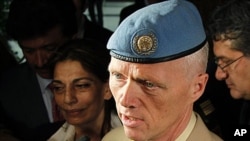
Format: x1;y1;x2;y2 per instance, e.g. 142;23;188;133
52;86;65;94
75;83;91;90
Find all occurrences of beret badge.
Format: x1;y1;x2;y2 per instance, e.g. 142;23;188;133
133;33;157;56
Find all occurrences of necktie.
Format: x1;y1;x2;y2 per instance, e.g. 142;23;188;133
76;136;90;141
48;83;65;122
51;97;64;122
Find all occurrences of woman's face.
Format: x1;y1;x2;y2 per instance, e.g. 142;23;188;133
52;60;111;126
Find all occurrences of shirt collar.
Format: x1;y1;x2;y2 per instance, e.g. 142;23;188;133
36;73;52;94
175;112;196;141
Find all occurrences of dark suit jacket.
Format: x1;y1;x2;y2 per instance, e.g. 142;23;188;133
83;15;113;46
0;63;63;141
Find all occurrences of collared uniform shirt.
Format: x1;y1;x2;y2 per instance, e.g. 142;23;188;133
102;112;223;141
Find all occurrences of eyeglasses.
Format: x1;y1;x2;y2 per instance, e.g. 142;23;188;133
214;55;244;71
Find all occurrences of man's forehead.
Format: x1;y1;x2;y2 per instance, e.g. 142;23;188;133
18;27;66;49
109;57;180;71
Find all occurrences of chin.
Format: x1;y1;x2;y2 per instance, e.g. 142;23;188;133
124;128;144;141
34;67;52;79
66;118;84;125
230;90;244;99
242;92;250;100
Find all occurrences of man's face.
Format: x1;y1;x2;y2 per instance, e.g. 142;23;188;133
108;57;201;140
213;39;250;99
18;26;70;79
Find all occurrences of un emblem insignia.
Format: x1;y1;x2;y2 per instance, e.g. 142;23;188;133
133;33;157;56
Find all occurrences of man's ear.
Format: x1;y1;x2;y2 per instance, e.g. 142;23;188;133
191;73;209;102
103;82;112;100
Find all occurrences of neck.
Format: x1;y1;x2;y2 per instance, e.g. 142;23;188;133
165;107;193;141
74;108;106;141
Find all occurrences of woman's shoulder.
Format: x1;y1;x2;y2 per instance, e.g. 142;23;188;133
47;122;75;141
110;111;122;128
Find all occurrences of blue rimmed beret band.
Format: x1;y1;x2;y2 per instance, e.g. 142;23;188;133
107;0;206;63
110;39;206;64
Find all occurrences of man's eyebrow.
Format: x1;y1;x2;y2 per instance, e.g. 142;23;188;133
20;42;58;48
214;55;230;61
19;45;31;49
134;78;166;89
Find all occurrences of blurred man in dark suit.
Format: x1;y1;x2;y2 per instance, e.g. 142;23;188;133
0;0;77;140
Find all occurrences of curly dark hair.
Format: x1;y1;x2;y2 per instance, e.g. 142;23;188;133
208;0;250;56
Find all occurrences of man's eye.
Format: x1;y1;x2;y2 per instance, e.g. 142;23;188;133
23;48;35;54
141;80;155;88
113;72;122;79
144;81;155;88
137;79;156;88
45;45;57;51
215;57;229;66
224;60;233;64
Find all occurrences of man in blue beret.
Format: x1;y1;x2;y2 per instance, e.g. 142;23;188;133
102;0;222;140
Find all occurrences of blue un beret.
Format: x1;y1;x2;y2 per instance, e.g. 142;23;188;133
107;0;206;63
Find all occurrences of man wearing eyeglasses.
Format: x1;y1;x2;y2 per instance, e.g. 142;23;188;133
209;0;250;138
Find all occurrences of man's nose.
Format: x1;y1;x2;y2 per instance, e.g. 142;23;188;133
215;67;228;81
35;50;48;67
119;81;139;109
